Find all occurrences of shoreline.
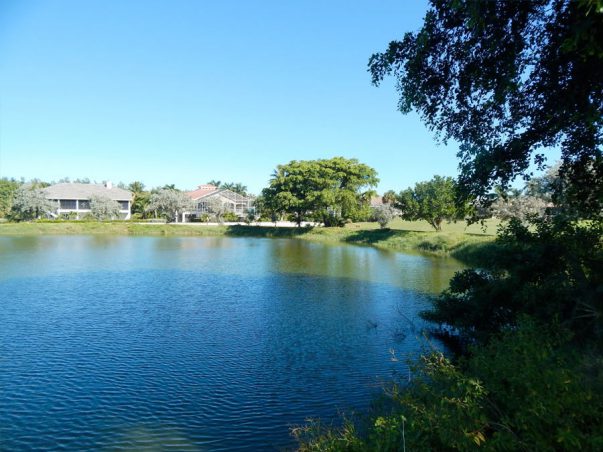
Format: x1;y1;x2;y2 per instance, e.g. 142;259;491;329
0;221;496;265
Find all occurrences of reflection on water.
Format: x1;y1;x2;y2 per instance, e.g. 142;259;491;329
0;236;463;451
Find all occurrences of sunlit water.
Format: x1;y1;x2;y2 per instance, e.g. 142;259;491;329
0;236;462;450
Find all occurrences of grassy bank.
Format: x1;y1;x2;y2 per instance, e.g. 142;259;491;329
0;219;498;264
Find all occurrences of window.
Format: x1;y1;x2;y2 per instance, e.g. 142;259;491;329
60;200;76;209
118;201;129;210
78;200;90;210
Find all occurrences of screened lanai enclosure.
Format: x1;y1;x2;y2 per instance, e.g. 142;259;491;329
184;185;255;222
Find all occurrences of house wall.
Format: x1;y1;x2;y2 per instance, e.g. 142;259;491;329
52;199;131;220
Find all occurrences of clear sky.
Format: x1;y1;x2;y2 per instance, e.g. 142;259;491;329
0;0;464;194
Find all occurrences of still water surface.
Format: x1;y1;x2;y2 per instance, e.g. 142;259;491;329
0;236;462;450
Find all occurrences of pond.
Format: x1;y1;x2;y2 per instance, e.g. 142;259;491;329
0;235;463;451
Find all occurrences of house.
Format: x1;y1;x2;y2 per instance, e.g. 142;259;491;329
370;195;385;208
43;182;132;219
185;184;254;221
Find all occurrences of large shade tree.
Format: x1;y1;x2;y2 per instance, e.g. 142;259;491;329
369;0;602;217
261;157;378;226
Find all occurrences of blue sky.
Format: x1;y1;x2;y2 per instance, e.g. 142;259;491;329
0;0;464;194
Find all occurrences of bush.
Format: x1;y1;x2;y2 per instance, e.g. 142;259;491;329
297;320;603;451
222;212;238;222
371;204;400;229
422;217;603;345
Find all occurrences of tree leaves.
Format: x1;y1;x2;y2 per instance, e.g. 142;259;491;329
370;0;602;218
261;158;378;226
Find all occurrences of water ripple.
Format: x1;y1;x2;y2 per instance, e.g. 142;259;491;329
0;236;457;450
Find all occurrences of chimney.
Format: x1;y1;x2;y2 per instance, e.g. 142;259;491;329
104;181;113;189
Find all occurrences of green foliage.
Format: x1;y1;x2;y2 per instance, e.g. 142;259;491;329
222;182;248;196
295;419;364;452
0;178;22;218
244;208;256;225
131;191;150;217
222;211;238;222
262;157;378;226
423;217;603;344
395;176;465;231
206;180;248;196
128;181;145;193
298;320;603;451
369;0;603;218
381;190;397;205
310;2;603;450
59;212;78;220
127;182;150;217
89;195;121;220
9;185;55;221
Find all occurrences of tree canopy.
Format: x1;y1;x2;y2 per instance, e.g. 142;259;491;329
369;0;602;217
89;195;121;220
0;178;21;218
10;185;54;221
207;181;248;196
146;188;194;222
261;157;378;226
396;176;464;230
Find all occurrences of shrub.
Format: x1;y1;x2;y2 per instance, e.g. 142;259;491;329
222;212;238;222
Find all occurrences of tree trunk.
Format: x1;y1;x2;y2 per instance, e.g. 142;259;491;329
430;218;442;231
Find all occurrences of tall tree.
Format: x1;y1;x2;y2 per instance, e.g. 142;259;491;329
369;0;603;217
396;176;464;231
128;181;145;193
221;182;248;196
207;180;248;196
128;181;149;217
262;157;378;226
381;190;397;205
0;178;22;218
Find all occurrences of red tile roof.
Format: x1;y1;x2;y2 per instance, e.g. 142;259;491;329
370;196;384;207
186;184;218;200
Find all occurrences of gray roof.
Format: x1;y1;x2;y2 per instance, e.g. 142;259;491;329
43;183;132;201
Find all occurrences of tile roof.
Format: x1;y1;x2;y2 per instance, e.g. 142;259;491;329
370;196;385;207
186;184;219;200
43;183;132;201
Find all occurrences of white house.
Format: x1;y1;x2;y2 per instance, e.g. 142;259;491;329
185;184;254;221
43;182;132;219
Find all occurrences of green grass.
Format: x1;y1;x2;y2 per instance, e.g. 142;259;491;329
0;219;499;263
